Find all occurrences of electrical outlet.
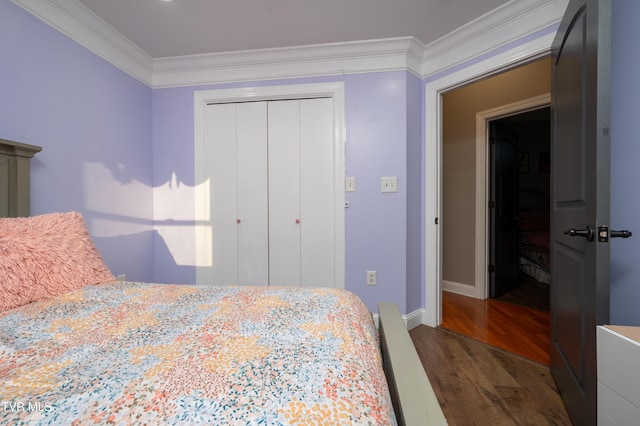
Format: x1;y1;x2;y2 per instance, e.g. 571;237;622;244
366;270;376;286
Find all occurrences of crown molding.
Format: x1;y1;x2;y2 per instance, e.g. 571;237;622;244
152;0;566;88
152;37;425;88
421;0;568;78
11;0;567;88
10;0;153;85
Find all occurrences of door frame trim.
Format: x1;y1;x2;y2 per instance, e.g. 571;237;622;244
193;82;346;288
475;94;551;300
423;32;555;327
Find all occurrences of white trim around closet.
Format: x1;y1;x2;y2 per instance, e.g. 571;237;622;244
194;82;346;289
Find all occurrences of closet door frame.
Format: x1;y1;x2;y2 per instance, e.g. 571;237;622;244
194;82;346;289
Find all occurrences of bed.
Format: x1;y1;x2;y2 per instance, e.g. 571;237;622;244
1;280;394;424
518;187;550;284
0;209;445;425
518;210;550;284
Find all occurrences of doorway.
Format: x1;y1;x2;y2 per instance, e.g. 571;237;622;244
440;57;551;301
439;58;552;364
441;106;552;365
489;107;551;312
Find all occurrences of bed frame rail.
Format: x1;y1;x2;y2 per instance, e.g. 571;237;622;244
378;302;447;425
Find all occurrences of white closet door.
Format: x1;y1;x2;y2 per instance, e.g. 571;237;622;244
300;98;335;287
207;103;239;285
268;100;302;286
236;102;269;285
207;98;336;288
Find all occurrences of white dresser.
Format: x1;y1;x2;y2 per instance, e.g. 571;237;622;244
597;325;640;425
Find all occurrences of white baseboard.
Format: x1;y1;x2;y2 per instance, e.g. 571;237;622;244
406;309;425;330
372;307;426;330
372;313;380;329
442;279;478;298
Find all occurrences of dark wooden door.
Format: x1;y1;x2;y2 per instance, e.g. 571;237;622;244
489;122;520;298
550;0;611;424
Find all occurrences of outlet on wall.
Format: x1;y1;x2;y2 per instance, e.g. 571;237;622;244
366;270;376;286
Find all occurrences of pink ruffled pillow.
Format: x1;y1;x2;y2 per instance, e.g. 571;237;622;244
0;212;115;311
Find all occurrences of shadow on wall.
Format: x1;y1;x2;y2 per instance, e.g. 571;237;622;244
80;159;207;284
93;229;193;284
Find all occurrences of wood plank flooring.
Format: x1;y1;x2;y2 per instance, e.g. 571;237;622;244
441;291;550;365
409;325;571;425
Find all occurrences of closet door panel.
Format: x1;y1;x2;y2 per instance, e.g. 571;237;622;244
268;100;301;286
207;104;239;285
300;98;335;287
237;102;269;285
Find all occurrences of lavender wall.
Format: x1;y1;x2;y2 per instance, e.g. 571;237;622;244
610;0;640;325
3;1;425;315
344;72;408;313
152;72;417;313
3;0;581;321
0;1;154;282
405;73;424;313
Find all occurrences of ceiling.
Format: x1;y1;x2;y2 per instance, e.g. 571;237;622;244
76;0;510;58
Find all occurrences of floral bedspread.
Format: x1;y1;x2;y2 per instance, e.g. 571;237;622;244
0;282;396;425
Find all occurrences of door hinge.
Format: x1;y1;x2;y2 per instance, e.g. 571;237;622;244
489;201;495;209
488;265;495;273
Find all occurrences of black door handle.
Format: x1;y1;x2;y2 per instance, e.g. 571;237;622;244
564;226;595;241
611;230;633;238
597;226;632;242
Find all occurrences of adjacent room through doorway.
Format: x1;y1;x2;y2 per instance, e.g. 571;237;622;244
489;107;551;312
441;57;552;364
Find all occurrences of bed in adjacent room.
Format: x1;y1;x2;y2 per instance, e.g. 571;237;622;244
518;186;551;285
518;210;550;285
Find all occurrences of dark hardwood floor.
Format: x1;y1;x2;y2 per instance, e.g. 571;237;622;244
440;290;550;365
407;287;571;424
496;275;550;312
409;324;571;425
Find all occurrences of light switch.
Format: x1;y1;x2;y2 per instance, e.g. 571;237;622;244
346;177;356;192
381;176;398;193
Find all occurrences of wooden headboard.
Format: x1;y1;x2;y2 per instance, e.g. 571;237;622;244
0;138;42;217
